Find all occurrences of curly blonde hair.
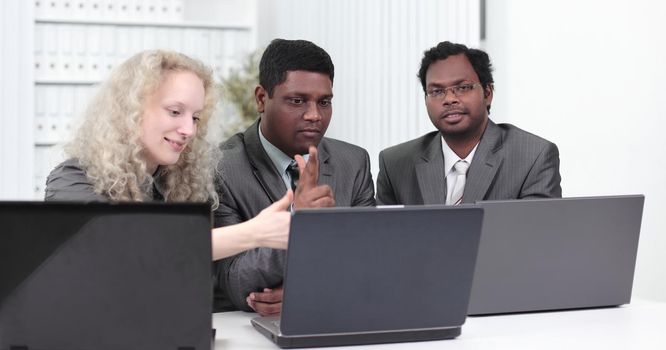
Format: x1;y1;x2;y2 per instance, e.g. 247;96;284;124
65;50;219;206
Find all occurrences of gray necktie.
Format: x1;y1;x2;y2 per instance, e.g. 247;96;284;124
286;161;299;191
447;160;469;205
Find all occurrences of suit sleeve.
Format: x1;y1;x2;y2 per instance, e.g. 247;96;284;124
519;141;563;199
213;179;285;312
213;177;243;228
376;150;398;205
351;149;376;207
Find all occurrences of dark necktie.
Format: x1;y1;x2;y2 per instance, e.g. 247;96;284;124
286;161;299;190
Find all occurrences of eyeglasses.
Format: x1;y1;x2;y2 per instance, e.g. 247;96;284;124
425;83;482;99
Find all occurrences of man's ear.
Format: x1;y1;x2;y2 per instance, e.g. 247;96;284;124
255;85;267;113
484;84;494;110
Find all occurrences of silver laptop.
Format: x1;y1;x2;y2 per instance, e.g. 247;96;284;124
0;201;213;350
251;205;484;348
468;195;644;315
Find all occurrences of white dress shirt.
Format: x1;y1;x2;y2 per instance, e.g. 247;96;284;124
441;136;479;204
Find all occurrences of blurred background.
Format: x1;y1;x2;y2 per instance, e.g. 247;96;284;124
2;0;664;302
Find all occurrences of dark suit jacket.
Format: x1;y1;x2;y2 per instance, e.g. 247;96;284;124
213;120;376;311
376;120;562;205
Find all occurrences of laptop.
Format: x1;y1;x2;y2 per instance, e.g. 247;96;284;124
468;195;644;315
0;201;213;350
251;205;484;348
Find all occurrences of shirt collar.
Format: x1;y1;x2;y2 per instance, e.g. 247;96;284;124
258;122;309;173
441;136;479;177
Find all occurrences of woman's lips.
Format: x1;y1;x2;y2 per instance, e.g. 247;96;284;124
165;138;186;152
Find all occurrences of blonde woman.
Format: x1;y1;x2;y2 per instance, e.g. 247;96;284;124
45;50;292;260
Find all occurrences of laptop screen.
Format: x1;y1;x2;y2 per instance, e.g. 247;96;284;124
279;205;484;336
0;201;213;350
469;195;644;315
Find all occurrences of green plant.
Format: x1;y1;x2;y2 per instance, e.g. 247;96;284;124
218;49;263;135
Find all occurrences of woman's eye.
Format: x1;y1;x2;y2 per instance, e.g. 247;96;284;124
169;109;181;116
193;115;201;123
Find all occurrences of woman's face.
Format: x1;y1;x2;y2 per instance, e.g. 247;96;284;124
140;70;205;173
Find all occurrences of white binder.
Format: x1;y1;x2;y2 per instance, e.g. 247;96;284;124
171;0;184;21
86;25;103;81
154;27;170;50
87;0;103;20
115;26;131;65
117;1;131;21
128;26;143;58
142;27;157;50
34;85;48;144
59;86;75;141
44;24;59;81
101;26;116;78
127;0;141;21
33;146;47;198
210;30;224;77
72;25;87;80
58;25;74;80
44;86;61;144
168;27;183;52
70;0;86;20
100;0;118;21
73;85;92;123
34;0;47;19
34;24;46;81
48;0;66;18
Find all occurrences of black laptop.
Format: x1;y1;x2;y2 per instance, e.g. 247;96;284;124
468;195;644;315
251;205;484;348
0;201;213;350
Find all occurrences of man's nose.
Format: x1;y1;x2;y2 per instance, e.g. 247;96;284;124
442;88;460;105
303;102;322;121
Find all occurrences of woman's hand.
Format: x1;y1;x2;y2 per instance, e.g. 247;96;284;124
250;190;293;250
211;190;293;260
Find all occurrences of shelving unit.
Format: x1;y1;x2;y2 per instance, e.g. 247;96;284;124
32;0;256;198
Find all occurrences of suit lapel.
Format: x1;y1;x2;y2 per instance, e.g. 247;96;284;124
415;134;447;204
317;140;336;196
244;121;287;202
463;120;503;203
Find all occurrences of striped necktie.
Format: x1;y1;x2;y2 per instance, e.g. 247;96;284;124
447;160;469;205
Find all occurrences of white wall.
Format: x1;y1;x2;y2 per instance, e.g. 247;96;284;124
0;0;34;200
485;0;666;301
256;0;480;178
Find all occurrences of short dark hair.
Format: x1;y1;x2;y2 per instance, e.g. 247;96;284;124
417;41;494;93
259;39;334;97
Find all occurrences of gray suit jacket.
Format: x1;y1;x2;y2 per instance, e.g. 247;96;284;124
44;158;165;202
377;120;562;205
213;120;375;311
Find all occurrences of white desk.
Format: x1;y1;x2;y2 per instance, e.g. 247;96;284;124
212;300;666;349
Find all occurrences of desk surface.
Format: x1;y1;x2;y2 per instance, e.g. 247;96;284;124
212;300;666;349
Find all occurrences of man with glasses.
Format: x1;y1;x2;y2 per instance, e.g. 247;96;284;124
376;41;561;205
